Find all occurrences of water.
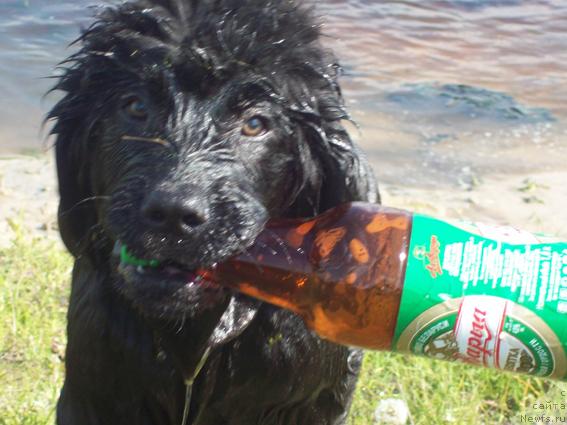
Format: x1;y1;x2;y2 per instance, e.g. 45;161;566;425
0;0;96;153
1;0;566;188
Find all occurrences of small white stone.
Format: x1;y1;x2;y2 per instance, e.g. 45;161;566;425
374;398;410;425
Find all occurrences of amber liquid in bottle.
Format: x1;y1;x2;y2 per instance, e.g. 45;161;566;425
209;202;413;349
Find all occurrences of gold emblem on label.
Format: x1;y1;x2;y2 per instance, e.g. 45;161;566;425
396;297;567;379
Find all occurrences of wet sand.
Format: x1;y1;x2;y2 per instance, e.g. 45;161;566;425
381;170;567;238
0;154;59;248
1;152;565;249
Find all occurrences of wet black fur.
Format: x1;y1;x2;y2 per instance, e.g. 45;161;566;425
49;1;380;424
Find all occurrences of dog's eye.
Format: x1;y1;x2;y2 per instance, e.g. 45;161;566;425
242;116;268;137
123;96;148;120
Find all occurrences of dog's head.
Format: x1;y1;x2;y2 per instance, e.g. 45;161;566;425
49;0;377;320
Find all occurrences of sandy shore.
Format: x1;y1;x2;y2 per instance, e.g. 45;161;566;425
381;170;567;238
0;154;59;248
1;153;566;249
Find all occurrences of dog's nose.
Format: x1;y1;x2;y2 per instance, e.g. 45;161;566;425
141;190;209;235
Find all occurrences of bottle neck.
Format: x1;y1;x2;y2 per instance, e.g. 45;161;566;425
210;222;313;314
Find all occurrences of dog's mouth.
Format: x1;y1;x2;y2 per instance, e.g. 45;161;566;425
115;242;213;287
112;241;228;317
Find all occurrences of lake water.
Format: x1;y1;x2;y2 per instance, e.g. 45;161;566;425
1;0;566;188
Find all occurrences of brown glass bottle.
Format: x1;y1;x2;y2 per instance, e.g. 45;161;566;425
207;202;413;350
204;202;567;380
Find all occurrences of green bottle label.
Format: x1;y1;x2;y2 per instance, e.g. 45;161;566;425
392;214;567;379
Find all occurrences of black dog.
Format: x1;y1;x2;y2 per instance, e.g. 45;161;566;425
49;0;379;423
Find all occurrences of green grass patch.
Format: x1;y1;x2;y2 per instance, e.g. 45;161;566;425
348;351;567;424
1;223;566;424
0;222;71;424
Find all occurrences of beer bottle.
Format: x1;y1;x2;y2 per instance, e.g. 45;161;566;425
206;202;567;380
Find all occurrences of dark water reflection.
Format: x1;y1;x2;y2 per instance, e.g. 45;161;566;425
1;0;566;188
318;0;567;186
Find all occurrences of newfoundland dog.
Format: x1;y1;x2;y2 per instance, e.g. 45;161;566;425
49;0;379;423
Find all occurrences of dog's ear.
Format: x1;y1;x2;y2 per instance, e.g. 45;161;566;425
47;68;100;258
287;74;381;216
313;119;380;211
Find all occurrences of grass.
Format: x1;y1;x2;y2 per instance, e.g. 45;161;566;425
1;224;566;424
0;222;70;424
348;352;567;424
